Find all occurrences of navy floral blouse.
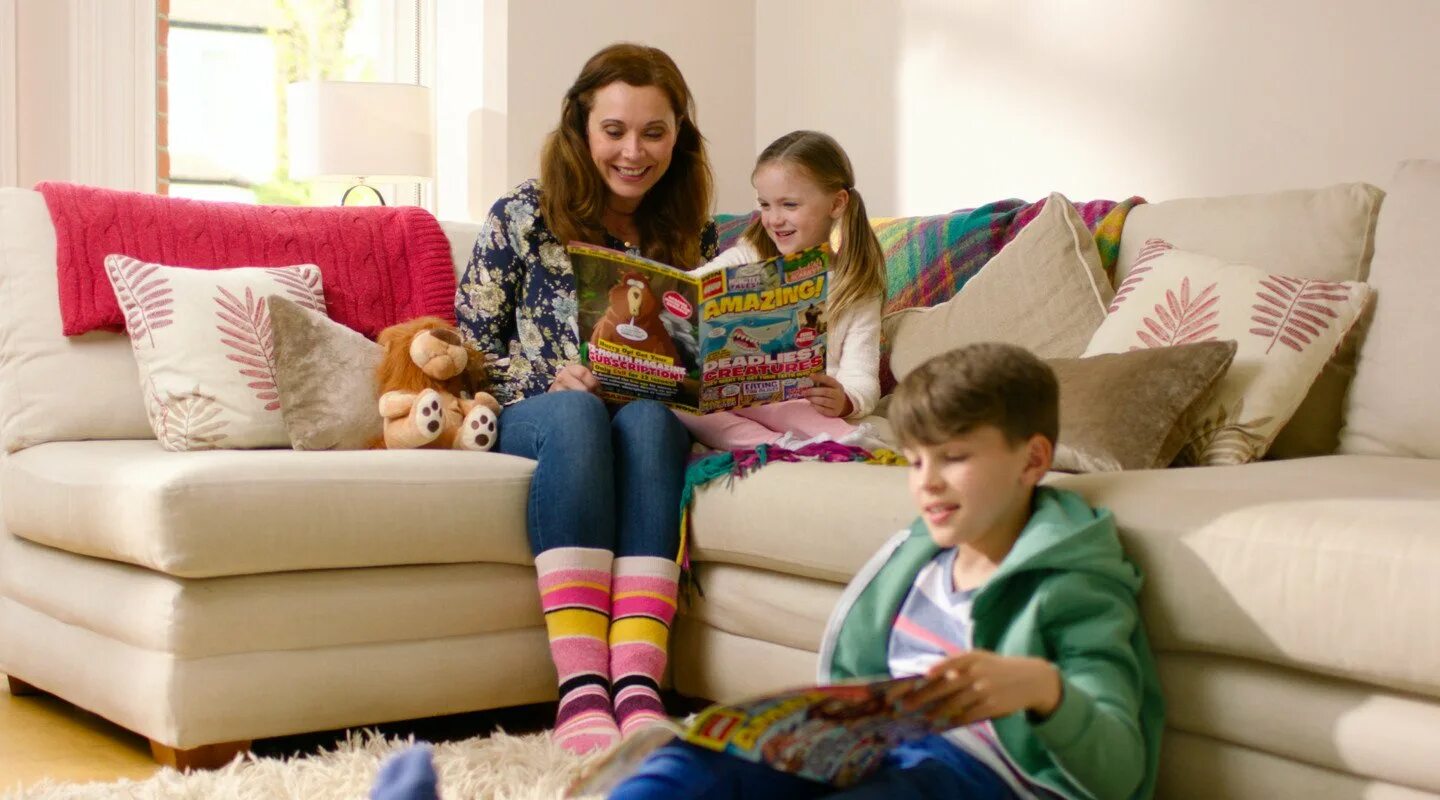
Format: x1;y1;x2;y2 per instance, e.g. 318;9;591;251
456;179;719;405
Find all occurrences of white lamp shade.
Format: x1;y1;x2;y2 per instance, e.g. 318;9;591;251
287;81;434;182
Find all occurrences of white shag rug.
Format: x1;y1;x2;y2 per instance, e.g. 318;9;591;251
5;730;595;800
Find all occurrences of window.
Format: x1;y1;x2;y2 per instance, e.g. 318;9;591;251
158;0;427;206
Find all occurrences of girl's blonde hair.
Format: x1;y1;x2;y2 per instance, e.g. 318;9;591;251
740;130;886;323
539;43;715;268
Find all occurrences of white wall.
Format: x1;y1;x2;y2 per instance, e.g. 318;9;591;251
0;0;18;187
757;0;1440;216
496;1;757;216
14;0;155;192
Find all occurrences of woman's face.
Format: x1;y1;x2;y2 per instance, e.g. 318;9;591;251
586;82;678;211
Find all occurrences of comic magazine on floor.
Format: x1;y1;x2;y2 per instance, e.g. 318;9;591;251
569;242;830;414
566;675;966;797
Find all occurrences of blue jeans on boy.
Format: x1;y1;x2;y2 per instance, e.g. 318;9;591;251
496;391;690;557
607;736;1017;800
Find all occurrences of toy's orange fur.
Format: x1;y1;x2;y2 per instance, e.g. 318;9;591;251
375;317;483;396
372;316;500;451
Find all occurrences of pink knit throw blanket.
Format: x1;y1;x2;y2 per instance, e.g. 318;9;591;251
39;181;458;338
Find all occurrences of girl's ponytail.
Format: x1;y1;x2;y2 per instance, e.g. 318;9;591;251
828;185;886;324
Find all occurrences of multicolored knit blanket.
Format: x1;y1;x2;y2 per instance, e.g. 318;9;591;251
715;195;1144;315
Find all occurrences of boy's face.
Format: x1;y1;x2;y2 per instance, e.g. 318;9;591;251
902;426;1051;550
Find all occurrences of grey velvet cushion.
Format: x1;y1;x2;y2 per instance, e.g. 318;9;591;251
1051;340;1237;473
269;296;383;450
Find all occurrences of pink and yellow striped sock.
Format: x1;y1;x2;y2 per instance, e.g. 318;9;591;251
535;547;620;755
609;555;680;737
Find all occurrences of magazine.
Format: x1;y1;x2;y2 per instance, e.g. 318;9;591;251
569;242;831;414
565;675;966;797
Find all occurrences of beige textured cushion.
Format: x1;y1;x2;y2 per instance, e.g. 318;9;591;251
0;189;152;452
270;295;384;450
1050;341;1237;473
1;439;536;578
884;193;1112;382
1115;183;1384;460
104;257;326;450
1115;183;1383;284
1085;246;1371;465
1341;160;1440;459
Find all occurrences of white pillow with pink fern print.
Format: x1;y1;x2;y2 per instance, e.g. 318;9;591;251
1083;240;1371;466
103;255;326;451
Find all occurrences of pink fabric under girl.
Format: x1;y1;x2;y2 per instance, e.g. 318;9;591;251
38;181;457;338
678;399;857;450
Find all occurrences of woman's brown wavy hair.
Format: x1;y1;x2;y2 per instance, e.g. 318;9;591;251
540;43;714;269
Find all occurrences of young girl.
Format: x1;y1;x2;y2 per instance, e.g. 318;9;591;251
681;130;887;450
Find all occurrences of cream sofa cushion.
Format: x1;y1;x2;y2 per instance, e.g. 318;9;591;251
1160;653;1440;793
1114;183;1384;460
1341;160;1440;459
0;596;555;748
690;460;912;583
690;455;1440;698
0;531;543;658
884;193;1112;382
1056;458;1440;699
440;221;484;282
1;440;535;578
0;189;152;451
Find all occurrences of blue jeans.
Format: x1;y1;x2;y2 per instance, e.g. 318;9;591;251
497;392;690;557
608;737;1016;800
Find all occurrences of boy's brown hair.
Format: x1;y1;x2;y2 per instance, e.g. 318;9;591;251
889;343;1059;448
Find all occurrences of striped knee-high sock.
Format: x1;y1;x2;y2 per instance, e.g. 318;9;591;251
535;547;620;755
609;555;680;737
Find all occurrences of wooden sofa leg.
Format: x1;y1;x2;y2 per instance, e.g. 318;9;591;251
149;739;252;771
6;675;45;696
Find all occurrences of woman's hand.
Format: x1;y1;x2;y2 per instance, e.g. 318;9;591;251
891;651;1063;726
804;374;854;418
548;364;602;395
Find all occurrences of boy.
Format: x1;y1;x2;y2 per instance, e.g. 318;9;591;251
608;343;1163;800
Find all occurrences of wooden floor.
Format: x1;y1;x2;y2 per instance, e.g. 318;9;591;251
2;671;700;793
1;673;158;791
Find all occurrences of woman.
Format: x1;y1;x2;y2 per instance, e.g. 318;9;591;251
455;43;717;755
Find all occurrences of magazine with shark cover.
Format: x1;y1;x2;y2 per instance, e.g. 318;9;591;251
566;675;967;797
569;242;830;414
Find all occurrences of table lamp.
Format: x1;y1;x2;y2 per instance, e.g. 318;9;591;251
286;80;433;205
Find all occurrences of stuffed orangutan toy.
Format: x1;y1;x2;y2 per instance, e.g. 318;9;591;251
373;316;501;451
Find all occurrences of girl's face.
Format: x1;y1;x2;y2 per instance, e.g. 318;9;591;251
586;82;678;212
753;162;846;256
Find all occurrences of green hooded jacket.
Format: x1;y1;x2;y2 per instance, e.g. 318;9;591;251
815;486;1164;800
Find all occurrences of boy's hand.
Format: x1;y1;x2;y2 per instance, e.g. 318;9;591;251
896;651;1063;726
804;374;853;417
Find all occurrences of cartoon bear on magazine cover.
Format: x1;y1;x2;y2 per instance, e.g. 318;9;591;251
589;272;678;361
